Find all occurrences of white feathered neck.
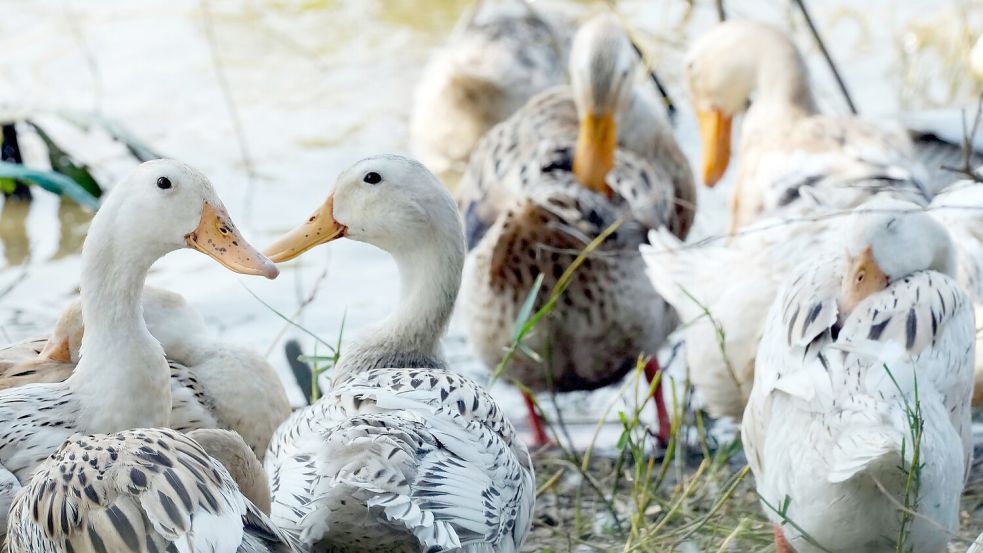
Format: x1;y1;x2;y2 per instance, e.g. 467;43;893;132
67;200;172;432
337;180;466;376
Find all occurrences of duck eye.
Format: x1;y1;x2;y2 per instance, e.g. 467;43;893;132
363;172;382;185
157;177;172;190
856;271;865;284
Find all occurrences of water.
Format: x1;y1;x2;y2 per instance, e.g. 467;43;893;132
0;0;980;446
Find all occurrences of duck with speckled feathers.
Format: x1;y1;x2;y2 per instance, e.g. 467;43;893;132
5;428;301;552
261;155;534;553
456;12;694;447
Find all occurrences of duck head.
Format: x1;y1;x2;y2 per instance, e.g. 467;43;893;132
569;13;637;197
89;159;278;279
838;198;955;315
686;20;814;187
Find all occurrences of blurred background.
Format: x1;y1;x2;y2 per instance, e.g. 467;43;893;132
0;0;980;436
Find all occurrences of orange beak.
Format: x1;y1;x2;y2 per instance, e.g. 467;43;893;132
185;202;279;279
573;111;617;197
264;194;347;263
840;246;889;314
696;108;732;187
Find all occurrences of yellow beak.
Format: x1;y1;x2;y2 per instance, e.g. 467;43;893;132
264;194;347;263
185;202;279;279
696;108;732;187
840;246;889;314
573;111;617;197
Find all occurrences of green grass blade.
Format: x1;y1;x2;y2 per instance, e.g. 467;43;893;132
29;121;102;198
0;161;100;209
512;273;544;342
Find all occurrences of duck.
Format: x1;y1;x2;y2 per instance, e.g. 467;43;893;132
456;12;694;445
410;0;572;175
742;198;974;552
643;203;836;419
686;20;933;233
0;286;292;459
5;427;300;552
645;176;983;420
261;155;535;553
926;179;983;404
0;159;278;536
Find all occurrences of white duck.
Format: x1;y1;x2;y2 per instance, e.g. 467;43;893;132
686;20;932;232
410;0;571;175
0;160;278;535
5;427;299;552
0;286;291;459
742;198;974;552
644;204;835;418
262;155;535;552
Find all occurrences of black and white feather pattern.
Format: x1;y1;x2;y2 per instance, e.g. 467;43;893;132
742;255;974;552
265;368;534;553
5;428;299;553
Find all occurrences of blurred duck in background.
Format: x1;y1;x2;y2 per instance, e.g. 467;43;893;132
410;0;573;176
457;12;694;446
686;20;933;233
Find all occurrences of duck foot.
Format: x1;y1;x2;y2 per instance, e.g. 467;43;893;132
773;524;793;553
522;391;553;447
643;358;671;447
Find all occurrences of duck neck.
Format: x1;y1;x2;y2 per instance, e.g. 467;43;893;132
68;224;172;432
744;36;818;131
339;231;463;376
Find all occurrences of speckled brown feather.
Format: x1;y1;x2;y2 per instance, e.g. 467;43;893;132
458;87;682;391
6;428;299;552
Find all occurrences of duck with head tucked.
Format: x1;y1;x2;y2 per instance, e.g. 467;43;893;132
686;20;933;233
262;155;534;553
0;285;291;460
743;198;974;552
457;12;693;446
0;160;278;536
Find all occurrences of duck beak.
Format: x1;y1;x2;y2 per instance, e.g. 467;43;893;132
264;194;347;263
186;202;279;279
573;111;617;197
38;336;72;363
840;246;889;314
696;108;732;187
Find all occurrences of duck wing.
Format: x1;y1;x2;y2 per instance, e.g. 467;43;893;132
6;428;297;553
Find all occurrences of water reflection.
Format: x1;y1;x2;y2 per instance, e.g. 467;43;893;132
0;199;29;267
52;201;91;261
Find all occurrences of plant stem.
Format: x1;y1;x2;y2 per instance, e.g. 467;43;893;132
792;0;858;115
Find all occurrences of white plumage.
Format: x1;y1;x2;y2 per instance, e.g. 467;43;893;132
261;156;534;552
742;200;974;552
0;160;277;538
